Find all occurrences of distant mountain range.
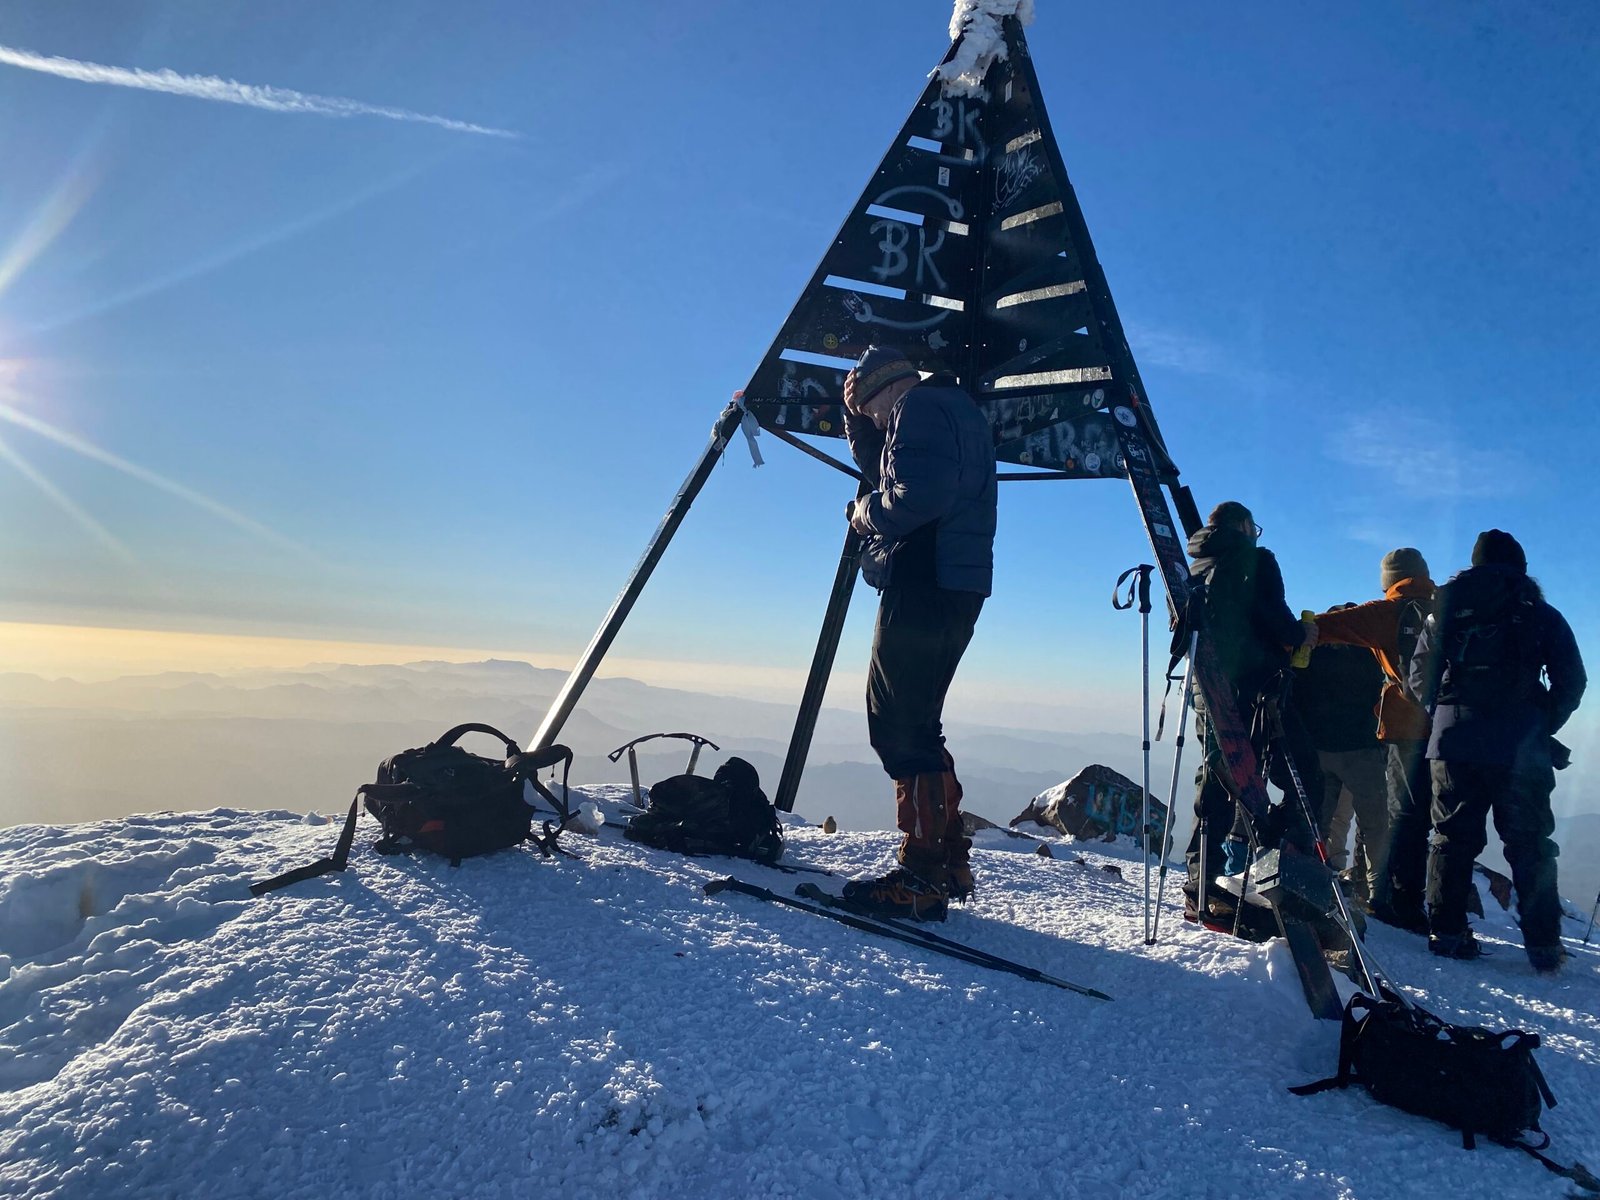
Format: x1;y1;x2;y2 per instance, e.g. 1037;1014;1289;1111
0;659;1150;836
8;658;1595;913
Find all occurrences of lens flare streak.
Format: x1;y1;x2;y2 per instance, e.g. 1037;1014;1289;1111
0;395;304;555
0;429;133;560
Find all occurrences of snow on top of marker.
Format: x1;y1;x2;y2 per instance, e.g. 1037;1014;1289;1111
0;792;1596;1198
940;0;1036;98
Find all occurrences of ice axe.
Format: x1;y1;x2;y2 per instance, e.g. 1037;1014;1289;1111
607;732;720;808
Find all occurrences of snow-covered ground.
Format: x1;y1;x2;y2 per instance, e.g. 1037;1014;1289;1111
1;790;1595;1199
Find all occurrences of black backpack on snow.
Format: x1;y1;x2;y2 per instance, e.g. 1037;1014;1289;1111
624;757;784;864
251;723;574;896
1293;991;1558;1154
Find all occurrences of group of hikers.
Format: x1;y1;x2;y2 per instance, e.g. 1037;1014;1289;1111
830;344;1586;976
1183;510;1585;974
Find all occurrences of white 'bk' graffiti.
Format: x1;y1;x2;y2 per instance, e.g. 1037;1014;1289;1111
869;220;948;291
930;97;986;159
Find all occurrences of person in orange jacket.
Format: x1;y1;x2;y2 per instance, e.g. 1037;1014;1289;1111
1311;547;1435;934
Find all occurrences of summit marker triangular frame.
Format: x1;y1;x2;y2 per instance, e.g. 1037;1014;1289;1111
528;14;1250;838
527;14;1344;1018
739;17;1183;490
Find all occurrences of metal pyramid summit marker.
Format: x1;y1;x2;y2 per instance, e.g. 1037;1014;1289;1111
738;13;1177;481
526;12;1350;1023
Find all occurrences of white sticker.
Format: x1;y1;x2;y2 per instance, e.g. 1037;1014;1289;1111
1085;453;1100;472
1154;523;1172;539
938;166;950;187
1113;406;1137;426
1005;80;1013;102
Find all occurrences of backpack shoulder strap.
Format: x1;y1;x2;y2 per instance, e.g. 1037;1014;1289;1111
250;792;362;897
1493;1139;1600;1193
1289;993;1370;1096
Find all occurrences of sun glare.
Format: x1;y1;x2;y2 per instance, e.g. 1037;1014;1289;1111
0;387;305;556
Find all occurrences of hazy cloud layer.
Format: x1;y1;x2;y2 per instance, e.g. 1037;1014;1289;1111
1329;413;1528;500
0;43;516;138
1124;322;1280;393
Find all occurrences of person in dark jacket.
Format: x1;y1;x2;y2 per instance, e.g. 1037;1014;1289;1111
837;345;998;921
1294;636;1389;907
1407;530;1587;970
1313;547;1438;934
1184;501;1319;917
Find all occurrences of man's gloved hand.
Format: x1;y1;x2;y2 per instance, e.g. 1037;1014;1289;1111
848;496;874;536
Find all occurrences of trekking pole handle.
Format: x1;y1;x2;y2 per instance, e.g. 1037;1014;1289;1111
1113;564;1155;614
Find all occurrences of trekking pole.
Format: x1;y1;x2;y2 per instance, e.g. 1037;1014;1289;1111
1264;696;1384;998
1115;565;1157;942
1585;889;1599;945
1231;809;1255;939
1147;629;1199;945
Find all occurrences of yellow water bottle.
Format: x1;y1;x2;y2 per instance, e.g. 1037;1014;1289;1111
1291;610;1316;668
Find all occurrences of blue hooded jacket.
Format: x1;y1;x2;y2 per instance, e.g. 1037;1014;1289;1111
844;375;997;596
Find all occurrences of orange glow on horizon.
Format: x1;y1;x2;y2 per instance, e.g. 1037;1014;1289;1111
0;620;815;698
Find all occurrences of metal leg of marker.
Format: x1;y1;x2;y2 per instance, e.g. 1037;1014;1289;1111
1147;631;1199;946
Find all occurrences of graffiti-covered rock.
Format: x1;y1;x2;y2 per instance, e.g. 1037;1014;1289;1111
1008;764;1172;855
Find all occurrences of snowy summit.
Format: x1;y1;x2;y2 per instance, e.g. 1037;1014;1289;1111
1;792;1595;1198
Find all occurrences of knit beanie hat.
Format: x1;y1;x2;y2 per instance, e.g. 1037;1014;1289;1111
852;345;918;407
1471;529;1526;572
1379;547;1429;590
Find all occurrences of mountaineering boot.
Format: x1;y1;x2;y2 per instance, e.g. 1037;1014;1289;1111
1428;930;1483;960
1369;897;1430;936
841;774;951;921
839;863;950;922
939;750;975;902
1527;944;1564;975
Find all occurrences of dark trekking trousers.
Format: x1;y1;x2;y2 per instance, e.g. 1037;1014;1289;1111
867;585;985;779
1426;758;1561;947
1379;739;1432;916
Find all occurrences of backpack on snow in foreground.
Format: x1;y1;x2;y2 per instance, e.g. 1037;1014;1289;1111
624;757;784;864
1292;990;1598;1191
251;723;576;896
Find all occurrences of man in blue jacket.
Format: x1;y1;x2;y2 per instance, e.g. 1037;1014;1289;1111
1407;530;1586;970
838;345;998;921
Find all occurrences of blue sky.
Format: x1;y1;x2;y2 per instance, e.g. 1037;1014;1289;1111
0;2;1595;768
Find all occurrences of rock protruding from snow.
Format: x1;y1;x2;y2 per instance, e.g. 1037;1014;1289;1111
938;0;1036;98
1010;764;1172;854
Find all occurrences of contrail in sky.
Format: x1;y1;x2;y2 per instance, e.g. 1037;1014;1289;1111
0;43;516;138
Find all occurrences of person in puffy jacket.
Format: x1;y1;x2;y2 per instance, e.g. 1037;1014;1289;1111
838;344;997;921
1407;530;1586;970
1312;548;1437;934
1184;501;1319;919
